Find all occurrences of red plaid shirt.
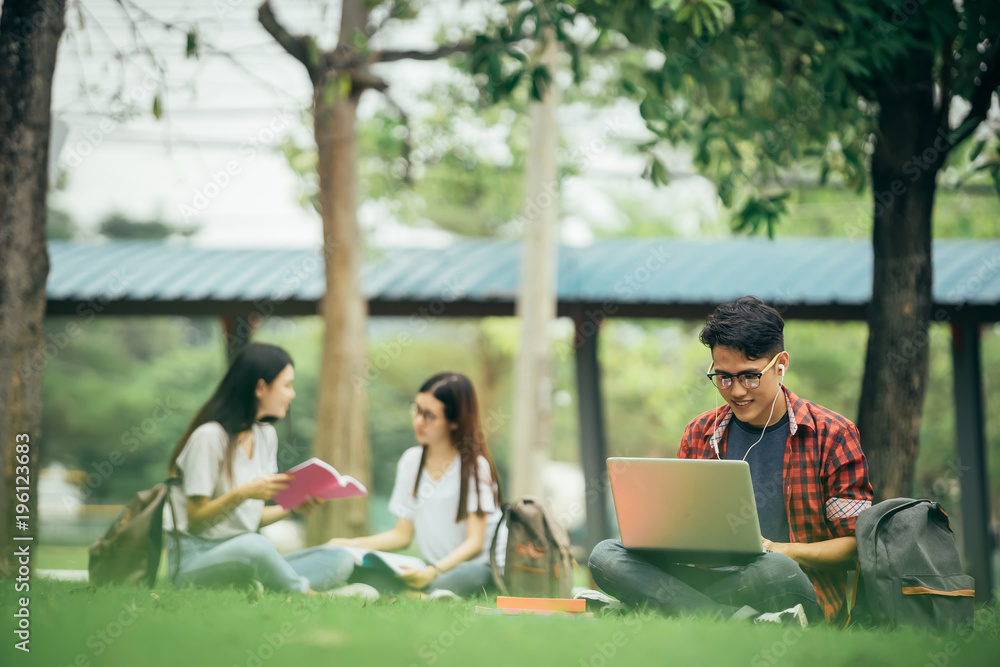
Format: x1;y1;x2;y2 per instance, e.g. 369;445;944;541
677;387;873;624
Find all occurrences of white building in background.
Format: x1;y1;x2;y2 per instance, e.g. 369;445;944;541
39;463;84;518
541;461;587;534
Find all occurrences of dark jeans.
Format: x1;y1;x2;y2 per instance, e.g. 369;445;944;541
589;539;820;622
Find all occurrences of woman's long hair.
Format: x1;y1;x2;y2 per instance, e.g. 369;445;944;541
168;343;293;482
412;372;503;522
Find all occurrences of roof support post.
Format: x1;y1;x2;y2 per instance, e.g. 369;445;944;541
221;313;259;365
573;311;610;561
950;321;995;603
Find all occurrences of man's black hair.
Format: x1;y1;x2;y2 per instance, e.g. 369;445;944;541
699;296;784;360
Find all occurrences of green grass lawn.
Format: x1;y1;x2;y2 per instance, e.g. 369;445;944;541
34;545;89;571
3;579;999;667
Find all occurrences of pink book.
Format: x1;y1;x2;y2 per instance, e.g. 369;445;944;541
272;457;368;510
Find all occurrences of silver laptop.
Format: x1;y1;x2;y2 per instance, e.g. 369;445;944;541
607;457;764;562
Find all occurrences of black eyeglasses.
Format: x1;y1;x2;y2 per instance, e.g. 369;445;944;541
706;353;781;390
409;402;439;423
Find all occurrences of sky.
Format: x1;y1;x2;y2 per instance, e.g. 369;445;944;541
47;0;720;249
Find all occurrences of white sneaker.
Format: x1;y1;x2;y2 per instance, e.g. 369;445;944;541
247;579;266;603
426;589;460;600
325;583;380;601
753;603;808;628
572;588;623;612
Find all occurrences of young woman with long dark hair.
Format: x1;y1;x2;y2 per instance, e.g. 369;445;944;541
327;372;506;597
166;342;354;594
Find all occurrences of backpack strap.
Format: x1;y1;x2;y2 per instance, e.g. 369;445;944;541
538;506;574;566
490;503;510;595
162;477;184;586
842;556;861;631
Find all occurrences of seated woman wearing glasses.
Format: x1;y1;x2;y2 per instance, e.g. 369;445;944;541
589;296;873;627
326;372;505;597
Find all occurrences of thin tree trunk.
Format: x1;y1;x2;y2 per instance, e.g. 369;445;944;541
259;0;382;542
475;326;503;427
858;55;939;501
0;0;67;576
306;82;370;544
510;34;560;499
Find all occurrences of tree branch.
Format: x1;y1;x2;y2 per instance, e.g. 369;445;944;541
116;0;301;104
373;89;413;182
258;0;319;81
948;33;1000;149
345;68;388;93
371;36;626;67
374;42;473;64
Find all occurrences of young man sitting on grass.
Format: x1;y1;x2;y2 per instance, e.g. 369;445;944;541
589;296;874;626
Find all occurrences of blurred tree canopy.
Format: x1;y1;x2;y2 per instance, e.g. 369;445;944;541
97;214;196;241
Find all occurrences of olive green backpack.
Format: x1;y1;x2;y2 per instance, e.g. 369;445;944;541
88;478;181;587
490;497;575;598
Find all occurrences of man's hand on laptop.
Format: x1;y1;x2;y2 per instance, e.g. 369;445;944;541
761;536;780;554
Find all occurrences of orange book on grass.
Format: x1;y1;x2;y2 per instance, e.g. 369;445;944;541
495;596;586;612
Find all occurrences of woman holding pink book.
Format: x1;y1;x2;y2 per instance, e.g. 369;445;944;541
165;343;355;594
327;372;507;598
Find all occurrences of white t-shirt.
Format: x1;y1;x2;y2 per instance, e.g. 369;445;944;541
167;421;278;540
388;446;506;568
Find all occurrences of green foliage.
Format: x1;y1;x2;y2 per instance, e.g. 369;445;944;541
732;191;790;239
797;185;1000;240
944;0;1000;112
98;214;196;240
285;81;536;237
507;0;1000;237
184;29;199;60
46;206;78;240
41;318;223;501
962;127;1000;198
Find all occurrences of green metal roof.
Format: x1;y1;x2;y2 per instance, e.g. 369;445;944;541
45;238;1000;321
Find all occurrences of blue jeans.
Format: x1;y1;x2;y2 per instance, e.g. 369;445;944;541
169;533;355;593
429;561;494;596
589;539;820;621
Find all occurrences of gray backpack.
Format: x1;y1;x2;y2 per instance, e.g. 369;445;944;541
853;498;975;630
490;497;575;598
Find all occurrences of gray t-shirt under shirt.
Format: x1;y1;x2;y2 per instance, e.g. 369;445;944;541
167;421;278;540
725;413;790;543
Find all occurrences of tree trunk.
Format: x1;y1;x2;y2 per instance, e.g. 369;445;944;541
306;81;371;544
857;55;940;501
474;327;502;428
260;0;378;543
510;34;560;499
0;0;66;577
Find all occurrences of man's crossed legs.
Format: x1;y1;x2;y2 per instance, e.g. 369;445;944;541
589;539;820;623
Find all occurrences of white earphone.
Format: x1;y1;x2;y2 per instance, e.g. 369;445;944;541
740;360;786;460
710;358;787;460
